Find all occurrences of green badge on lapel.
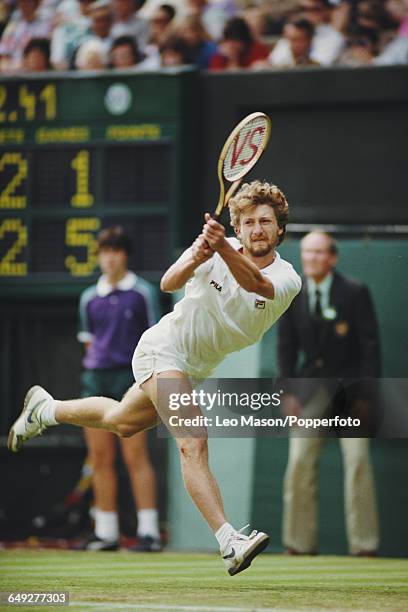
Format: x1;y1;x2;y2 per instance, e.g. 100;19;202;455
323;306;337;321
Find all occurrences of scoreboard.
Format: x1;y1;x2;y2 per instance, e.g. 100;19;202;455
0;70;196;296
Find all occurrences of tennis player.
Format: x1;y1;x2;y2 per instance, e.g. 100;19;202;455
9;180;301;576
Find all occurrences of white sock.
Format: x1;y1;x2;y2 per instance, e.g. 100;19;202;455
94;509;119;541
215;522;236;550
39;399;59;426
137;509;160;539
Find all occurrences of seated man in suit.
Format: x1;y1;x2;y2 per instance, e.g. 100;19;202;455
278;231;380;556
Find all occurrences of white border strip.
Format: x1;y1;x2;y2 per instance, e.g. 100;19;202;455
71;603;291;611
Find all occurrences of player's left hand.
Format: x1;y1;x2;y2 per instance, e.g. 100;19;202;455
192;234;214;262
203;213;227;251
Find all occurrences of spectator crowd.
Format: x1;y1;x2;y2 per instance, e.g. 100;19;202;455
0;0;407;74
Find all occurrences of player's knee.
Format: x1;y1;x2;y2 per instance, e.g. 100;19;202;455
103;406;137;438
178;437;208;462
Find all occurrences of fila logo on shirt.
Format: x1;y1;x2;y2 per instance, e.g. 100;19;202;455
255;299;266;309
210;280;222;292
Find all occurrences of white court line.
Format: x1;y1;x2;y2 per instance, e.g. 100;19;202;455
70;605;380;612
70;604;272;611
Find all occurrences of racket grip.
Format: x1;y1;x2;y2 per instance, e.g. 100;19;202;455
204;213;222;249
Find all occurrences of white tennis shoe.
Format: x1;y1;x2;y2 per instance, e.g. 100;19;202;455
221;525;269;576
7;385;54;452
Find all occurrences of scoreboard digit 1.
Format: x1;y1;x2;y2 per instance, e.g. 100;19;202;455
0;71;191;295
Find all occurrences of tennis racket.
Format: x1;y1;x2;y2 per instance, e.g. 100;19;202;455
213;112;271;221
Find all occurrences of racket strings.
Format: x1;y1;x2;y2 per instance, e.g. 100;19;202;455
223;117;269;182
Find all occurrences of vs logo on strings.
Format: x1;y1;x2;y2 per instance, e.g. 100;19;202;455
230;126;266;169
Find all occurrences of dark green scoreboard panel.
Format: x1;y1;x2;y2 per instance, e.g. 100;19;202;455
0;70;195;294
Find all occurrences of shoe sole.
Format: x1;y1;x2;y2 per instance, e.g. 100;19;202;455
228;533;270;576
7;385;43;453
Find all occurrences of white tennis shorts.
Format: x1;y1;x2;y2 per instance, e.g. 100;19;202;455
131;340;186;387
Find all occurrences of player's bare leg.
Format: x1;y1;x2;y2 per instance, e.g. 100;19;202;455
141;370;226;531
55;384;159;436
141;370;269;574
9;378;269;574
7;384;158;454
15;376;225;528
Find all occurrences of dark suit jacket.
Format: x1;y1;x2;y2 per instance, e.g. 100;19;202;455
278;270;381;416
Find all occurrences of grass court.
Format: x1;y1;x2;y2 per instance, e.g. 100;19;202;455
1;550;408;611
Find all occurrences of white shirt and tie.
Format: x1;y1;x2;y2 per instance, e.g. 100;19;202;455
306;273;333;317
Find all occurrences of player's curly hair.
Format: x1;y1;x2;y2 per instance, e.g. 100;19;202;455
228;180;289;245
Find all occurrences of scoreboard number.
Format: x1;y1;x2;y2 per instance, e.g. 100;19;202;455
38;84;57;120
0;218;27;276
71;150;94;208
0;83;57;123
65;217;101;276
0;152;28;209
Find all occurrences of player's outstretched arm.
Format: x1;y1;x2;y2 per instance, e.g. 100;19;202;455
160;235;214;293
203;214;275;299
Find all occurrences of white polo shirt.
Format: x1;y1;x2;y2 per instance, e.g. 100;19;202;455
135;238;301;380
